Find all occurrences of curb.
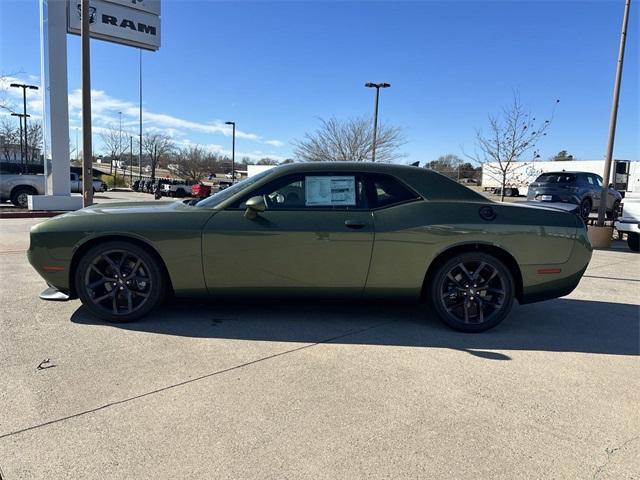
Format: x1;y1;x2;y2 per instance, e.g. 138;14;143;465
0;211;66;219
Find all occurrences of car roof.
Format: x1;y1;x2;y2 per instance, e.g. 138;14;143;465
216;162;487;206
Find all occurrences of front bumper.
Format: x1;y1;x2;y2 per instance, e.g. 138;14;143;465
40;286;70;301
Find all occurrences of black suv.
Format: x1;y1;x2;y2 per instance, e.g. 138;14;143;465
527;171;622;220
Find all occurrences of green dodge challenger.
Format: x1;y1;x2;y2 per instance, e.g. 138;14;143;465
28;162;592;332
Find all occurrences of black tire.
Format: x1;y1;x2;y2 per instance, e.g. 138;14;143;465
429;252;515;333
10;186;36;208
628;233;640;252
75;241;165;322
606;201;620;220
580;198;592;220
504;188;513;197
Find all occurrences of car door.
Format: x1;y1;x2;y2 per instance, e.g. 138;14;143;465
201;172;374;297
585;174;600;208
594;174;618;210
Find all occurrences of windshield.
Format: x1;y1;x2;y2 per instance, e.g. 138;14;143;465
195;169;274;208
535;173;576;184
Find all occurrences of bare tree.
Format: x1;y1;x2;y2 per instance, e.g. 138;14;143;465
293;116;405;162
0;117;20;162
0;72;20;114
26;120;43;163
99;126;124;174
468;95;557;201
257;157;279;165
143;134;174;182
173;146;209;182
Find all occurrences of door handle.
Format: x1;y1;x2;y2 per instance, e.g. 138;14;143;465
344;220;366;229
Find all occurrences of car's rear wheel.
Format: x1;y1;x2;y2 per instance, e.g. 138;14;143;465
628;233;640;252
606;200;620;220
429;252;515;332
75;241;165;322
580;198;592;220
11;186;36;208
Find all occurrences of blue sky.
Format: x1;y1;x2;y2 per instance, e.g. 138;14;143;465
1;0;638;163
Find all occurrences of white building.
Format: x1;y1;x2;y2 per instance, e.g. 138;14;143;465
247;164;277;177
481;159;640;193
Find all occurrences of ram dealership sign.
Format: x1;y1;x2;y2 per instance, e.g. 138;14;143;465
67;0;161;51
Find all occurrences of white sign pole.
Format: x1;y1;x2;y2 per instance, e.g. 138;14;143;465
32;0;81;211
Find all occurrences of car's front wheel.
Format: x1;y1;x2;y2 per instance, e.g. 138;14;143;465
75;241;165;322
429;252;515;332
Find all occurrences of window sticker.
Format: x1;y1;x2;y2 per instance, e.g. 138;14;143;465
305;176;356;206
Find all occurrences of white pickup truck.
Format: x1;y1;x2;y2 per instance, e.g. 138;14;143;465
1;172;107;208
615;192;640;252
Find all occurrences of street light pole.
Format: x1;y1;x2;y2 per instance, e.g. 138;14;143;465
10;113;27;170
10;82;39;172
597;0;631;227
225;121;236;183
364;82;390;162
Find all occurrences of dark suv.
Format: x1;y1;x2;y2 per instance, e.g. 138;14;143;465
527;171;622;220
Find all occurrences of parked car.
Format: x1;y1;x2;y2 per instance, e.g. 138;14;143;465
0;172;106;208
527;171;622;220
28;163;592;332
615;193;640;252
0;172;45;208
69;173;108;194
161;180;192;197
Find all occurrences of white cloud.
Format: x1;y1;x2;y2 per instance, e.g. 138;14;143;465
2;75;287;156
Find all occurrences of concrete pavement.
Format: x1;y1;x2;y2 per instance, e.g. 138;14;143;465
0;217;638;479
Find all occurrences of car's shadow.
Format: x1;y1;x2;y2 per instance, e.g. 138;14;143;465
71;297;639;360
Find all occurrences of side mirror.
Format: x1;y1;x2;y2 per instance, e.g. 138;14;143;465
608;183;615;189
244;195;266;219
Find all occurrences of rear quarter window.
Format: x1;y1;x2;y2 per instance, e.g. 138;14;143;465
366;174;421;208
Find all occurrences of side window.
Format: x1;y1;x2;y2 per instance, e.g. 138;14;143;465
232;173;366;210
366;174;421;208
594;175;603;187
586;175;594;185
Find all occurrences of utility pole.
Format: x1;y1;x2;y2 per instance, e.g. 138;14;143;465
225;121;236;183
81;0;93;206
597;0;631;226
118;110;122;174
364;82;390;162
130;135;133;183
139;48;143;181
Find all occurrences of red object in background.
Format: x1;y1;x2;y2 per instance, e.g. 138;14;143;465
191;184;212;198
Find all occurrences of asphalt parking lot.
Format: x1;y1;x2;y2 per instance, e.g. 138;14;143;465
0;216;638;480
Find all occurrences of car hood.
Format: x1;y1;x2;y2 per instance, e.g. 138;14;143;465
60;200;190;217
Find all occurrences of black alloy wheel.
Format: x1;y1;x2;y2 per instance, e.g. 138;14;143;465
606;201;620;220
430;252;515;332
76;241;164;322
580;198;592;221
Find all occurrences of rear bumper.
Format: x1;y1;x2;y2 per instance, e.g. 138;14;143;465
519;223;592;304
520;265;587;304
615;220;640;234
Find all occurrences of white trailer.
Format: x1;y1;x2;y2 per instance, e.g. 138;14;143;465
481;159;639;194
